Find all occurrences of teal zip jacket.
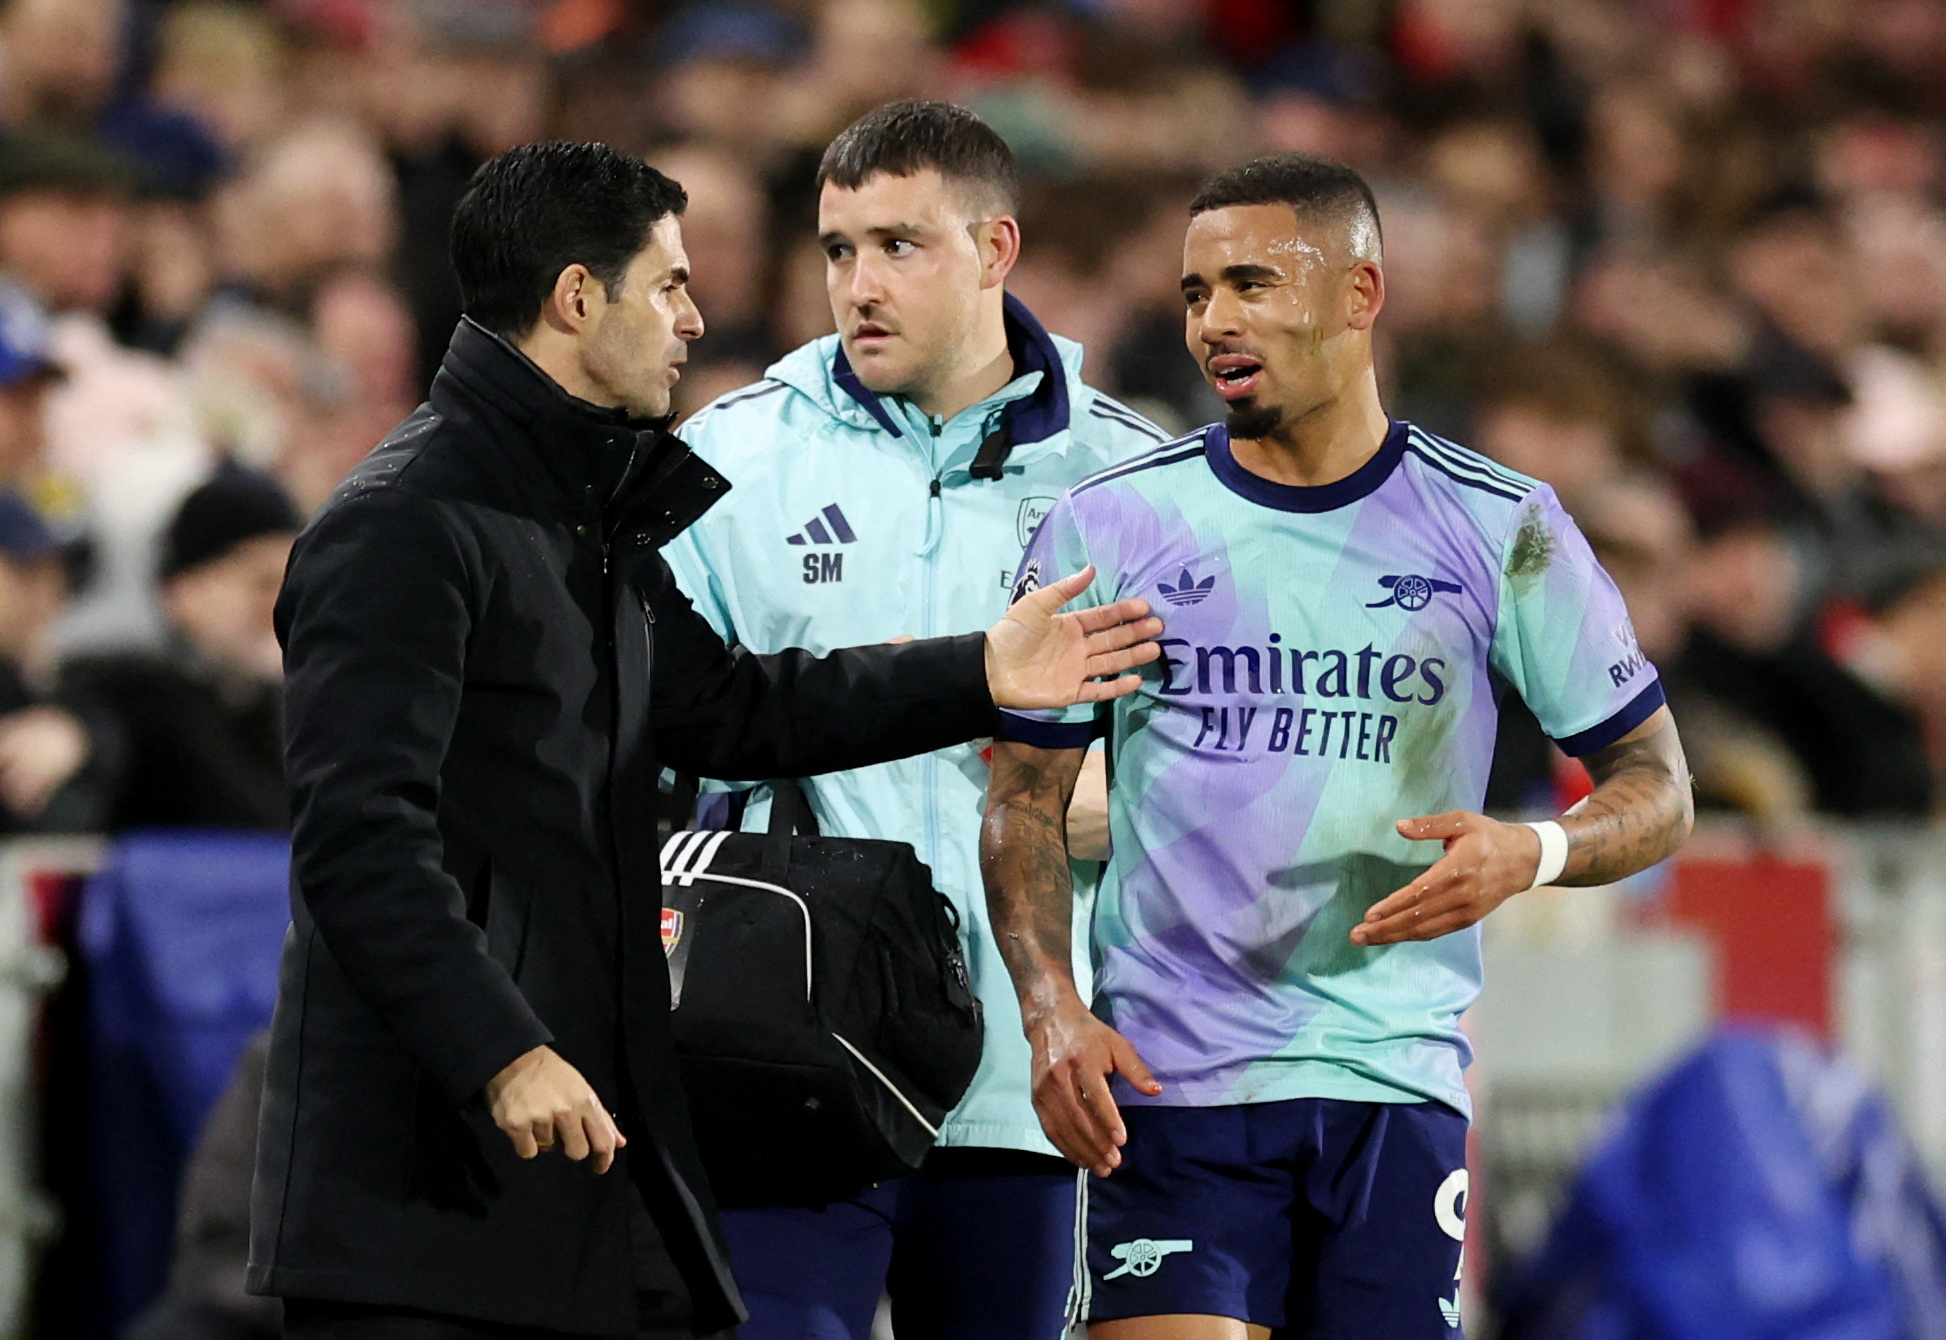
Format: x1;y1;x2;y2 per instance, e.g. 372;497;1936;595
664;296;1170;1155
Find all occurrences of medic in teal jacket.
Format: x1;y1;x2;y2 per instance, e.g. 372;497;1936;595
664;294;1173;1156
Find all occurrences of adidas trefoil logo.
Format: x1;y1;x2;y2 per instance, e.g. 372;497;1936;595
1158;568;1216;607
785;504;858;547
1438;1293;1462;1329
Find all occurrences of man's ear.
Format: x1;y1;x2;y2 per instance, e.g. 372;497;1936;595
540;263;602;334
1347;259;1385;332
975;215;1022;290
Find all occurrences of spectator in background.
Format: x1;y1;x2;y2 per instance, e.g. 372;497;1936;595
59;466;296;832
0;492;96;832
0;299;62;502
208;118;397;324
1678;509;1935;818
653;142;779;417
0;128;134;323
0;0;223;198
1471;340;1637;510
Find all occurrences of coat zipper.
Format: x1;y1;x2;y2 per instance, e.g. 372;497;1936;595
922;417;944;877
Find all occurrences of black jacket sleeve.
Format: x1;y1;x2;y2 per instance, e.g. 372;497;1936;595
279;489;551;1104
645;555;997;780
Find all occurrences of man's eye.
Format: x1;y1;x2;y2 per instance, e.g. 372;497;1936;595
886;239;915;257
826;244;853;262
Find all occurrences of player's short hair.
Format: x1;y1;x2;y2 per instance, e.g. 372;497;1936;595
817;100;1020;217
1190;153;1383;260
450;140;687;338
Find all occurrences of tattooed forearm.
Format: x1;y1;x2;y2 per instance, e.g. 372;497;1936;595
981;740;1089;1016
1558;707;1694;886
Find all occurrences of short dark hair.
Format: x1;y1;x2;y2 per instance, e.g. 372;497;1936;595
1190;153;1382;257
817;100;1020;215
450;141;687;338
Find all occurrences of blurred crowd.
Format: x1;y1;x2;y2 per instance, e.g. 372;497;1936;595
0;0;1938;831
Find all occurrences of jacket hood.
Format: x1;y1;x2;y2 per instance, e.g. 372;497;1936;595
765;294;1085;449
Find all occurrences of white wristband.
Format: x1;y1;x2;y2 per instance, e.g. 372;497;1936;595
1522;820;1569;891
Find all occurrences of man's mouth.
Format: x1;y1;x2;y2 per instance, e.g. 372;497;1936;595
851;323;895;347
1208;353;1264;401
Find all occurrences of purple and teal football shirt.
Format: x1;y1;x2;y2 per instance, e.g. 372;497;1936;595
999;420;1662;1118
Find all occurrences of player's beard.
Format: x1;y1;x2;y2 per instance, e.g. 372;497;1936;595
1225;398;1284;441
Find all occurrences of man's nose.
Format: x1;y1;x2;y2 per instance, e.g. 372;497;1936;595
848;255;886;307
677;291;704;341
1197;291;1243;345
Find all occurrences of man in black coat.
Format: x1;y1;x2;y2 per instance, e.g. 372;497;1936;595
248;141;1160;1339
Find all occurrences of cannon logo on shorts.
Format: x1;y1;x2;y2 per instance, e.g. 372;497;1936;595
1104;1237;1193;1280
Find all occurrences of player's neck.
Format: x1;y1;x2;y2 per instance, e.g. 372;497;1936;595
1230;373;1390;489
907;309;1014;424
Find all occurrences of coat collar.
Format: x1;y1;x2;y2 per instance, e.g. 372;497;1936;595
828;293;1072;447
430;318;729;545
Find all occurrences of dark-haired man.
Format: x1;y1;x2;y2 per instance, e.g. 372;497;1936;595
985;154;1695;1337
249;140;1163;1340
663;98;1171;1340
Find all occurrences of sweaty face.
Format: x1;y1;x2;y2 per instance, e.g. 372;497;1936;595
819;170;991;401
583;215;704;420
1181;204;1372;442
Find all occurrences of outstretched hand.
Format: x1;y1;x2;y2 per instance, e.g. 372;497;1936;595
985;566;1163;709
1351;811;1543;946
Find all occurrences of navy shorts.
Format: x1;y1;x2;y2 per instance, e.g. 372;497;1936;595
720;1148;1077;1340
1081;1098;1470;1337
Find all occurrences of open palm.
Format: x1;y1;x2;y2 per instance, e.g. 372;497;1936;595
985;566;1163;709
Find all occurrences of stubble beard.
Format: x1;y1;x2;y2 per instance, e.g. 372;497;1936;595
1225;398;1286;442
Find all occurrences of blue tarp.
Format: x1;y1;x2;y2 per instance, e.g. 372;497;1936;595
1498;1029;1946;1340
79;830;289;1334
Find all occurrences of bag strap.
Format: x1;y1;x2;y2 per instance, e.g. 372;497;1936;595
759;779;820;883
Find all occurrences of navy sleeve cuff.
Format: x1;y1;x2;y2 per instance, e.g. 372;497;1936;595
996;711;1098;750
1553;681;1667;757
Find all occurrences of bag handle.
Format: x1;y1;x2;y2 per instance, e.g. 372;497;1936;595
760;779;820;883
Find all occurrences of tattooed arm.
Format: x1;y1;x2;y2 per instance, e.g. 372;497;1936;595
982;739;1160;1175
1352;706;1692;946
1557;707;1692;884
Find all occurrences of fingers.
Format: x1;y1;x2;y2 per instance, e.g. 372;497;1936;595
558;1111;591;1163
590;1107;625;1174
1075;673;1145;703
1032;1028;1162;1178
1081;641;1162;680
1353;868;1475;946
1021;565;1096;615
1080;613;1165;655
1071;596;1156;633
1110;1033;1164;1099
1362;856;1465;925
1396;811;1474;843
1036;1072;1112;1175
1034;1055;1122;1176
1356;900;1476;945
507;1121;539;1160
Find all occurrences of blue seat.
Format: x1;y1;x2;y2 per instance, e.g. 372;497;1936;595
1496;1028;1946;1340
78;830;289;1334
